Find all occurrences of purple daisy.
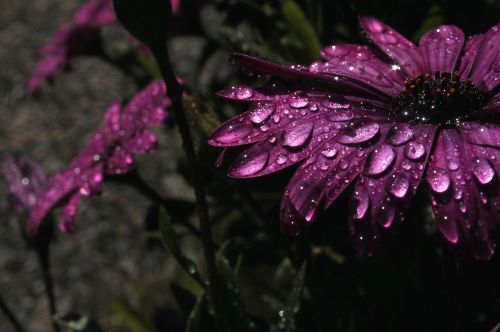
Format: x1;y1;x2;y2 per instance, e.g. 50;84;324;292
28;80;169;235
27;0;116;94
2;155;47;213
209;17;500;260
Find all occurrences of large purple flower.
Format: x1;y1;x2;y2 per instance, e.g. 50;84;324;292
28;80;169;235
27;0;116;94
209;17;500;260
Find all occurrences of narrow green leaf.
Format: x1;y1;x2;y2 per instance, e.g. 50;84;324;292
53;313;104;332
217;254;261;332
281;0;321;62
273;261;308;332
185;293;216;332
109;301;149;332
158;206;204;285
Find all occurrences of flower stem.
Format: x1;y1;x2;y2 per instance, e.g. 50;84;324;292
150;44;224;330
0;292;25;332
35;248;60;332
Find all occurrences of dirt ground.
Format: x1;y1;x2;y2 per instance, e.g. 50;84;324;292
0;0;196;330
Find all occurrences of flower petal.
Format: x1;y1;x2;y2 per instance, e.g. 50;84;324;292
359;16;424;77
209;90;371;147
349;124;437;255
59;193;83;233
313;44;405;97
468;23;500;90
228;113;346;177
419;25;464;73
459;34;485;80
105;148;135;175
427;129;496;260
460;122;500;149
230;53;390;101
123;131;159;153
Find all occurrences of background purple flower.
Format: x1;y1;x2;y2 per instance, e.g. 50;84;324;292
210;17;500;259
28;80;169;235
27;0;116;94
2;155;47;213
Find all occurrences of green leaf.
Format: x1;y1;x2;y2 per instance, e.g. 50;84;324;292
216;253;261;332
158;206;204;285
281;0;321;62
109;301;149;332
186;293;216;332
53;313;104;332
273;261;308;332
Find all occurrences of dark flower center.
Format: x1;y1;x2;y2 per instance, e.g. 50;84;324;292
389;72;488;127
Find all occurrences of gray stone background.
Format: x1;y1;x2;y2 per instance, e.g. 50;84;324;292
0;0;203;330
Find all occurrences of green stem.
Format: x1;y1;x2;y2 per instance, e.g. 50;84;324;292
150;43;224;331
0;292;25;332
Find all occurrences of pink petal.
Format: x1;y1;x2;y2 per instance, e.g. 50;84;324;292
459;122;500;149
459;34;485;80
59;193;83;233
468;23;500;90
349;124;437;255
228;113;347;178
123;131;159;153
359;16;424;77
105;148;135;175
427;129;496;260
315;44;406;97
419;25;464;73
104;100;122;137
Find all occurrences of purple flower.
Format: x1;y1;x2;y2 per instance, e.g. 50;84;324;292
2;155;47;213
209;17;500;260
28;80;170;235
27;0;116;94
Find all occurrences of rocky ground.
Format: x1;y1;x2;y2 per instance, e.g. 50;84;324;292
0;0;199;330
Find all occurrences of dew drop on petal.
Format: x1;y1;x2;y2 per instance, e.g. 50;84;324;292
283;122;314;148
236;86;253;99
276;155;288;165
378;205;396;228
289;93;309;108
471;157;495;185
389;173;410;198
386;124;414;146
404;142;426;161
230;149;269;177
365;145;396;176
321;148;337;159
336;122;379;145
212;122;252;144
427;167;451;193
352;186;369;220
249;104;274;124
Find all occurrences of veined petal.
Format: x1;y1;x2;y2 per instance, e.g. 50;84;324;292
360;16;424;77
468;23;500;90
314;44;405;97
59;193;83;233
459;34;485;80
419;25;464;74
349;124;436;255
427;130;496;260
460;123;500;149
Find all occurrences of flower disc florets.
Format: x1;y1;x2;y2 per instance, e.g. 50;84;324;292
390;72;488;126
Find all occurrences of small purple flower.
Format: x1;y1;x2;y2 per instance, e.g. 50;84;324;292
210;17;500;259
28;80;170;235
2;155;47;213
27;0;116;94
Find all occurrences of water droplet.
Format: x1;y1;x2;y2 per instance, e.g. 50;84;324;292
471;157;495;185
389;173;410;198
327;110;354;122
321;148;338;159
386;124;414;145
378;205;396;228
289;93;309;108
335;122;379;145
353;187;369;220
427;167;451;193
276;155;288;165
236;86;253;99
212;122;252;144
365;145;396;176
404;142;425;160
283;122;314;148
447;160;459;171
230;148;269;177
249;104;274;124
